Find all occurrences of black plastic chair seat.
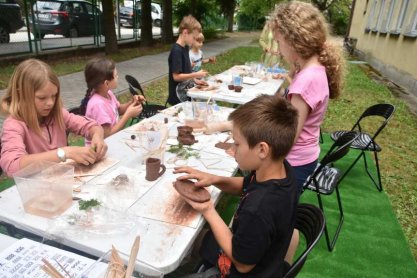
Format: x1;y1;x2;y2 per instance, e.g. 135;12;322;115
331;131;382;152
141;104;167;118
305;164;341;195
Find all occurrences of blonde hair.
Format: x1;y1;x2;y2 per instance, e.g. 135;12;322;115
196;33;205;43
179;15;202;34
1;59;65;136
269;1;345;99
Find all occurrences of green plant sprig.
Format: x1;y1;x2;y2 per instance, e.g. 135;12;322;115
168;144;200;159
79;199;101;211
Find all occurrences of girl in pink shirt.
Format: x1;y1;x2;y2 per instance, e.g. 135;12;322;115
270;1;344;193
83;57;144;139
0;59;108;177
269;2;345;264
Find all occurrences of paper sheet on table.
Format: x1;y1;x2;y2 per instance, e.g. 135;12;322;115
0;238;103;278
65;157;119;178
80;166;162;211
129;180;208;228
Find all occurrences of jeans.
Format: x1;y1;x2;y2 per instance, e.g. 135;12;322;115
292;159;318;194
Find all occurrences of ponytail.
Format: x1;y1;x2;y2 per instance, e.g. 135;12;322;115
80;88;92;116
318;41;345;99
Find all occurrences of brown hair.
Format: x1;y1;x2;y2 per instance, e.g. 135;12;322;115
1;59;64;136
178;15;202;34
229;95;298;160
195;32;205;43
84;57;116;94
269;1;345;99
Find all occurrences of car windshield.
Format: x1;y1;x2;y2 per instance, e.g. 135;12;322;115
33;1;61;11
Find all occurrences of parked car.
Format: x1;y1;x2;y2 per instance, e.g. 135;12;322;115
0;0;25;43
29;0;103;38
120;2;162;27
118;6;140;28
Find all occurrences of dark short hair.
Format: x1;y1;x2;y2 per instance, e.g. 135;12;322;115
84;57;115;91
229;95;298;160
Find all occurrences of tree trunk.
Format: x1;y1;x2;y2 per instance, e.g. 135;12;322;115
161;0;174;44
227;1;236;32
102;0;118;54
141;0;153;46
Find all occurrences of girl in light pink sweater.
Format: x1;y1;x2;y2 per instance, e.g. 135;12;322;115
0;59;107;177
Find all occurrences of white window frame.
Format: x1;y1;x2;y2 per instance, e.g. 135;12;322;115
366;0;378;30
374;0;386;30
392;0;410;33
383;0;396;32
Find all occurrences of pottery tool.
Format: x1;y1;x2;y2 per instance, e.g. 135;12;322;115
41;258;65;278
125;236;140;278
54;258;73;277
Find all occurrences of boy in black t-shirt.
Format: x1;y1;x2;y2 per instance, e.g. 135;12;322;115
174;95;299;277
168;15;208;105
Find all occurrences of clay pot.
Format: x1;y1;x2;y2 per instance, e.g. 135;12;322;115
177;126;193;136
145;158;166;181
178;134;198;145
234;85;243;93
228;84;234;90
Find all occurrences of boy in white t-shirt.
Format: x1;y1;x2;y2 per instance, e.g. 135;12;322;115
189;33;216;72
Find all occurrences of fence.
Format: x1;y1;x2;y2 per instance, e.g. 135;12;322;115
0;0;159;57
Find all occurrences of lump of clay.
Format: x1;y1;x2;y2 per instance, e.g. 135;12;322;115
173;180;211;203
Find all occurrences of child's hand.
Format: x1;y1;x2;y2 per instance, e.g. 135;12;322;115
180;194;214;214
65;146;98;165
133;95;145;105
126;102;143;118
195;79;208;86
195;70;208;79
208;56;216;63
90;135;108;161
174;166;217;188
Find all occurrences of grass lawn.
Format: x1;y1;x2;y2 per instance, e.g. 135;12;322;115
1;44;416;275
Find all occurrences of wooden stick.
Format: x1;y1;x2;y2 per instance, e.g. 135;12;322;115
41;265;62;278
54;258;73;278
125;236;140;278
41;258;65;278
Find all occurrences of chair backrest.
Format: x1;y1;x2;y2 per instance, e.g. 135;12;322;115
284;203;325;278
125;75;145;97
320;131;359;168
353;103;395;141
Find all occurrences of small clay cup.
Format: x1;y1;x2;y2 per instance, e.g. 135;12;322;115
178;134;197;145
177;126;193;136
234;85;243;93
145;158;166;181
228;84;234;90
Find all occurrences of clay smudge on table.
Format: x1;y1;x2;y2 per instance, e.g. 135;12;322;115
163;192;199;227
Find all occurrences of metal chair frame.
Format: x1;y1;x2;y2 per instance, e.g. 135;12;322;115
330;103;395;191
303;131;359;251
284;203;325;278
125;74;167;125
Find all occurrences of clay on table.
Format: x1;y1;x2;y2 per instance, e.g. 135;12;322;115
215;142;234;150
178;134;198;145
173;180;211;203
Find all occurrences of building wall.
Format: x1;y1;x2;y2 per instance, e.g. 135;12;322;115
349;0;417;95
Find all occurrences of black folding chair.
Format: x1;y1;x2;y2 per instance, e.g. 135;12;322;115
125;75;167;124
284;203;325;278
330;103;395;191
303;131;359;251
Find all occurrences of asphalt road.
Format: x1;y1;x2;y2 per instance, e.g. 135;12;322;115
1;26;176;56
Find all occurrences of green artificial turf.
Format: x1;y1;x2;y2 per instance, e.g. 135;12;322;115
298;134;417;277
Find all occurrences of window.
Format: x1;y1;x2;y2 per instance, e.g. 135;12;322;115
366;0;378;30
392;0;409;34
374;0;386;31
382;0;396;33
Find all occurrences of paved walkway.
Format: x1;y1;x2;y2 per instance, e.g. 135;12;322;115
0;32;260;127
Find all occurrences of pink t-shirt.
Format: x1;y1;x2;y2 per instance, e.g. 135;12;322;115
85;90;120;128
0;108;98;176
286;65;329;166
